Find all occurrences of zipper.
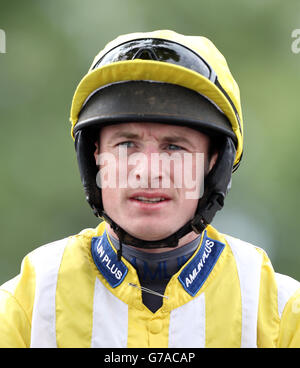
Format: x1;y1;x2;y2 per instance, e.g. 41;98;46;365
128;282;169;299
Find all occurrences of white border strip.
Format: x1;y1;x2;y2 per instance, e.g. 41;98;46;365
275;273;300;318
168;293;205;348
226;235;262;348
29;239;68;348
91;278;128;348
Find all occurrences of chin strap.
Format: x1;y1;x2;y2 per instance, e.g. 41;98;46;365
101;211;205;261
102;212;195;251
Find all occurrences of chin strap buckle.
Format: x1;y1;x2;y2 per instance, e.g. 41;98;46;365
191;215;207;234
192;192;225;233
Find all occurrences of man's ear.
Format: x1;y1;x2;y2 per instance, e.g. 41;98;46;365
94;141;99;166
208;151;218;172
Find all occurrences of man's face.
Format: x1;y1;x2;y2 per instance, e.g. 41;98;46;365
95;122;217;244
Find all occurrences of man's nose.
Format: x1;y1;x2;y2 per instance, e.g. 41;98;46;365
131;145;163;188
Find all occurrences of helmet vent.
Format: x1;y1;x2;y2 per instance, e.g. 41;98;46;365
133;48;158;60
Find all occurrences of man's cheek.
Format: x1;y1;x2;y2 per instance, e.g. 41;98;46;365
181;153;205;200
96;152;117;189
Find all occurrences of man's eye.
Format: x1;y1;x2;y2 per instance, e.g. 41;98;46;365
167;144;183;151
118;141;135;148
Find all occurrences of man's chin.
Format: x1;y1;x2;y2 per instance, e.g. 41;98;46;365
123;223;176;242
105;215;182;241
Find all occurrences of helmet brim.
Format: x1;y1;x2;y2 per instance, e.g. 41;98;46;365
73;81;237;145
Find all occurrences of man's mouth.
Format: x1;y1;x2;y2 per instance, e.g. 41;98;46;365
132;196;167;204
129;193;171;207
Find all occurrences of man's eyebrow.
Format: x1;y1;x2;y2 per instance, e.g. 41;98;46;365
161;136;192;145
109;131;141;140
108;131;192;145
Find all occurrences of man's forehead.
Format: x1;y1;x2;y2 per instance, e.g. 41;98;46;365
101;122;206;140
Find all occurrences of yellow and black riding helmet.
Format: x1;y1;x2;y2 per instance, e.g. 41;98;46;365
70;30;243;252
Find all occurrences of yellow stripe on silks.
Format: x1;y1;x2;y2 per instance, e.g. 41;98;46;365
127;303;170;348
126;283;151;348
204;236;242;348
275;273;300;348
70;60;243;167
0;290;31;347
277;288;300;347
55;235;96;348
1;252;39;347
127;305;149;348
256;249;279;348
1;255;36;332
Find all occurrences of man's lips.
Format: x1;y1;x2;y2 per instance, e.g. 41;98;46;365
128;192;171;208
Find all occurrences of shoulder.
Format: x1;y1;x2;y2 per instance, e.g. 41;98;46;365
222;231;300;291
218;230;300;323
22;226;101;275
276;276;300;347
223;232;266;259
208;227;270;272
275;273;300;317
0;226;101;344
210;227;300;306
0;225;102;298
0;237;69;296
216;230;300;347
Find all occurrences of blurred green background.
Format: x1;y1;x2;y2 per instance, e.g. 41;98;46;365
1;0;300;284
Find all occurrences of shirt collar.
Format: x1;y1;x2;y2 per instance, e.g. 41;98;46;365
91;229;225;297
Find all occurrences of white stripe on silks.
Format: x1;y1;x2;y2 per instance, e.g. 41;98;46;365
168;293;205;348
275;273;300;318
225;235;262;348
91;277;128;348
29;238;69;348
